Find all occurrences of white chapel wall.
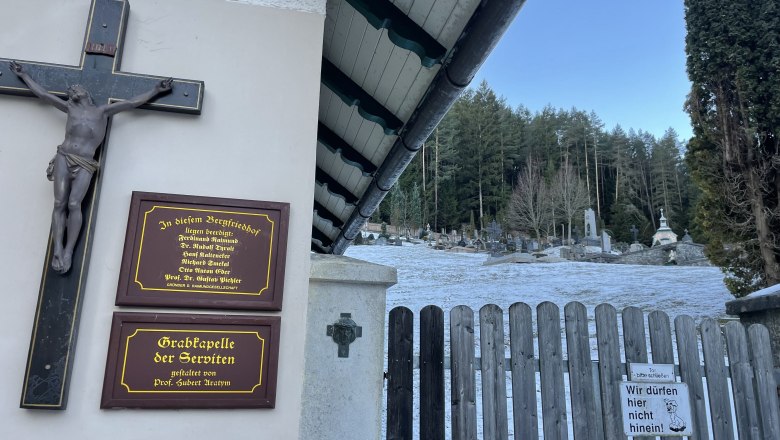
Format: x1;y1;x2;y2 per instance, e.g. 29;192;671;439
0;0;323;438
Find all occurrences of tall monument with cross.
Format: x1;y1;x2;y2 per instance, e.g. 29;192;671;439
0;0;203;409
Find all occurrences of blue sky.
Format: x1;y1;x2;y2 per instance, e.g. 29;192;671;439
473;0;692;141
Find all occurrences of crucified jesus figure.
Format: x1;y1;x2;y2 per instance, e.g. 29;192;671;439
10;61;172;274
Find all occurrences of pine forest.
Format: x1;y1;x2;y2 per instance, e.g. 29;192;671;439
374;0;780;299
376;81;697;253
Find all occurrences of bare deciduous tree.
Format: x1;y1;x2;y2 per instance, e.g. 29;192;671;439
507;160;550;240
553;165;591;243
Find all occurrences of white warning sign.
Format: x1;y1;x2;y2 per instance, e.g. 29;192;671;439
619;382;693;436
629;363;675;383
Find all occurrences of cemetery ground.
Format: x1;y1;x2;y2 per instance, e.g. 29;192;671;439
345;241;736;439
346;241;732;324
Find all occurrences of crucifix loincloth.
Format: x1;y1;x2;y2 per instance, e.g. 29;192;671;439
46;146;100;180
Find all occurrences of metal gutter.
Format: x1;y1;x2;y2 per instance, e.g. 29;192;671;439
330;0;527;255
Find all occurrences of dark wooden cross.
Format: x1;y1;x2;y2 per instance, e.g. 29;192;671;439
630;224;639;243
0;0;204;409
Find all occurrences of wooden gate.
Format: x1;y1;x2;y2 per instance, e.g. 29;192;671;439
386;302;780;439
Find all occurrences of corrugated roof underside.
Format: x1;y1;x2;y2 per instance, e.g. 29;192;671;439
314;0;481;250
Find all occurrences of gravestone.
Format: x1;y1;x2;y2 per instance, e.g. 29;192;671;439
602;231;612;253
584;208;598;238
486;220;502;256
506;238;516;252
630;242;645;253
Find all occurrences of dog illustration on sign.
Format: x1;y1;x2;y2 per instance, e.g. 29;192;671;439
664;399;687;432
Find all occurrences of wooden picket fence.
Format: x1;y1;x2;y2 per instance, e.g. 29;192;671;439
386;302;780;440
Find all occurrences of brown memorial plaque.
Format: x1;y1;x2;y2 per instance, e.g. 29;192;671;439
116;192;289;310
101;312;280;409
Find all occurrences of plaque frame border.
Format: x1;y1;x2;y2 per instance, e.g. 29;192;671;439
115;191;289;310
101;312;281;409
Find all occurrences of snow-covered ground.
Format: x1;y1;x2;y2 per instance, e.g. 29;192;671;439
344;242;734;440
345;242;732;322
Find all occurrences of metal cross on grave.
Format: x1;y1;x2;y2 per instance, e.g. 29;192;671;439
0;0;204;409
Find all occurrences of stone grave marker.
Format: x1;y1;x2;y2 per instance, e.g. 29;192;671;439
584;208;598;238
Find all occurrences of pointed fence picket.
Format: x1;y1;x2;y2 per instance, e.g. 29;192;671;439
385;301;780;440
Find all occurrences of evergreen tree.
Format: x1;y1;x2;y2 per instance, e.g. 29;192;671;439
525;106;561;179
378;81;697;251
452;82;508;230
609;202;654;245
409;183;422;236
602;125;632;224
685;0;780;296
431;120;461;232
651;128;684;225
389;184;405;237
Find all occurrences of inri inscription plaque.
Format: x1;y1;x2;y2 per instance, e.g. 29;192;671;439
116;192;289;310
101;312;280;409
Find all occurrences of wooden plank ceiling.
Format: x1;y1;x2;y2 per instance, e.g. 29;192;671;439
313;0;525;254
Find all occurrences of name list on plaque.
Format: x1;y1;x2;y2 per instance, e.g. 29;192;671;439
101;312;280;409
116;192;289;310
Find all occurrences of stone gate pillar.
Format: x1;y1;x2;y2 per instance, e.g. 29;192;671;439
726;285;780;367
299;254;397;440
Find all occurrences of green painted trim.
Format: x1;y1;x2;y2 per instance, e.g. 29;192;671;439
321;58;402;136
345;0;446;68
318;122;376;177
311;242;328;254
312;226;334;248
315;166;360;205
314;201;344;229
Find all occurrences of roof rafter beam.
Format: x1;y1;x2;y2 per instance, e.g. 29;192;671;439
318;122;377;177
321;58;403;136
311;242;330;253
312;226;334;248
313;200;344;229
345;0;446;68
330;0;528;254
315;166;360;205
